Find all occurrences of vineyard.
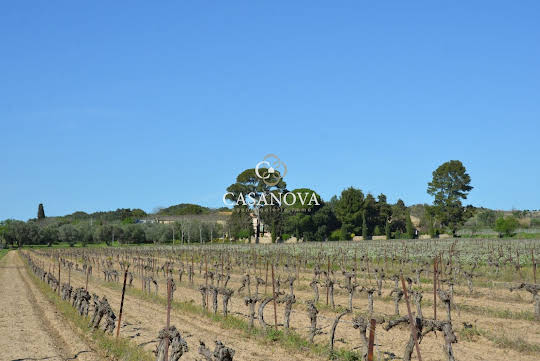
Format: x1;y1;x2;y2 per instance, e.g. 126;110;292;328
18;238;540;361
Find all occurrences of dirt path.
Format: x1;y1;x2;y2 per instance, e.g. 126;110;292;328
0;251;99;361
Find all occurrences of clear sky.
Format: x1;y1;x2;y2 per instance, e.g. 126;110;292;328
1;1;539;221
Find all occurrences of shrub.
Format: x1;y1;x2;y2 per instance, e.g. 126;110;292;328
494;216;519;237
236;229;251;240
329;229;344;241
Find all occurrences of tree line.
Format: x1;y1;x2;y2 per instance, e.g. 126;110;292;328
2;159;535;247
0;218;226;248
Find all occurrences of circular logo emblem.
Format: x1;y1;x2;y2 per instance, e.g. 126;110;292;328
255;154;287;186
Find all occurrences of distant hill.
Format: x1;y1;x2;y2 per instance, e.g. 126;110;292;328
50;208;148;223
40;203;229;223
156;203;211;216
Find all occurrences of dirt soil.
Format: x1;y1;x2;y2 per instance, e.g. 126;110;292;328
0;251;99;361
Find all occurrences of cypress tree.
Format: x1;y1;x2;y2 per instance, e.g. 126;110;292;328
385;220;391;239
428;218;436;238
362;212;368;240
406;213;415;239
37;203;45;219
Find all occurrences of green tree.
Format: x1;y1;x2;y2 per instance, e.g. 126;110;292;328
0;221;8;247
59;224;79;247
40;225;59;247
334;187;364;235
494;216;519;237
78;223;94;247
95;225;114;245
2;220;17;247
281;188;326;242
385;221;391;239
427;160;473;236
143;224;162;244
124;225;146;244
7;221;39;247
37;203;46;219
477;209;497;227
390;199;408;234
377;194;392;224
226;168;287;243
131;208;147;219
227;209;253;241
312;204;339;241
363;194;378;235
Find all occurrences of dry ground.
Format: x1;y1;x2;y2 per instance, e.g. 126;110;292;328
0;251;99;361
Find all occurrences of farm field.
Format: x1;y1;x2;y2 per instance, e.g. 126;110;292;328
8;238;540;361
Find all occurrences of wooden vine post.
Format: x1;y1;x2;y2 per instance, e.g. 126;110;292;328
433;256;438;320
401;274;422;361
271;263;278;329
265;260;269;295
205;254;208;309
532;249;537;284
367;319;376;361
117;267;129;338
326;256;330;305
58;259;61;295
164;274;172;361
296;255;300;280
366;254;370;285
254;252;257;276
141;262;145;291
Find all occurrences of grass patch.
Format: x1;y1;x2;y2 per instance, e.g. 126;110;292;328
458;324;482;342
0;249;9;260
481;329;540;354
457;322;539;355
23;256;154;361
415;297;536;322
456;303;535;321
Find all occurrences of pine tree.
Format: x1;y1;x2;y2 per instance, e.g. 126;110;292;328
37;203;45;219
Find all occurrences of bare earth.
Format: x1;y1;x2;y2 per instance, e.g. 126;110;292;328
0;251;99;361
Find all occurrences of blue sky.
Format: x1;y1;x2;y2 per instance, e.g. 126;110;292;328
1;1;539;220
